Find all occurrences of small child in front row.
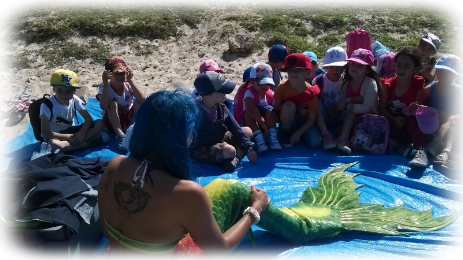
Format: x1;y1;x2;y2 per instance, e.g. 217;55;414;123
190;71;257;173
40;69;108;152
420;54;462;166
243;62;282;152
336;48;379;154
312;46;348;150
97;57;145;152
273;53;321;148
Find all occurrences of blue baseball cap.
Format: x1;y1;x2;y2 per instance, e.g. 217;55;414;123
268;44;288;63
194;71;236;96
303;51;318;63
435;54;462;75
243;66;252;82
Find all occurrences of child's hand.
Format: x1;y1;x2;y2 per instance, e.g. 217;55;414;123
127;67;134;81
247;150;257;164
261;124;269;137
69;132;85;146
351;96;363;104
290;132;301;144
394;116;405;129
102;70;111;83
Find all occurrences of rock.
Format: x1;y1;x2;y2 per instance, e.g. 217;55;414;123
227;34;255;54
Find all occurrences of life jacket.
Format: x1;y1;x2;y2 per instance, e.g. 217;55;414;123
288;84;320;105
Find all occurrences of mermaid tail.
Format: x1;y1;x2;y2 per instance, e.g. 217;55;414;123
203;161;462;245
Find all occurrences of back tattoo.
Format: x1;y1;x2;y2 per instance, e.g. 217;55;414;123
114;181;151;217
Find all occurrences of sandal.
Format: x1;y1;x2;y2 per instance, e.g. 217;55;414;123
441;154;463;172
434;149;449;165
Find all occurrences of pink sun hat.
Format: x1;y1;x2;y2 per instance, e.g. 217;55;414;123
404;105;440;134
346;48;374;66
199;59;224;74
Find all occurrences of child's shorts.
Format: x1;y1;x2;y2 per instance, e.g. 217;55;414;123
241;105;273;126
103;106;135;132
58;121;97;134
190;131;236;163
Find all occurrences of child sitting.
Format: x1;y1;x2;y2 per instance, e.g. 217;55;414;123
336;48;379;154
190;71;257;173
96;57;145;152
378;47;427;167
303;51;326;83
243;62;282;152
40;69;108;152
242;44;289;90
273;53;321;148
417;33;441;85
312;46;348;150
419;54;462;166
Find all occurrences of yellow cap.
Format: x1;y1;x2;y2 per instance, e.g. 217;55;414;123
50;69;80;88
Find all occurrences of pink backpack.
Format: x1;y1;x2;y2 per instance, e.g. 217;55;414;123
346;29;372;58
349;114;389;155
233;80;273;125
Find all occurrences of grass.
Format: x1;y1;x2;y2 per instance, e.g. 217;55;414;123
6;6;460;68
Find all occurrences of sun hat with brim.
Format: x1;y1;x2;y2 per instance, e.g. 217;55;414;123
346;48;374;66
416;105;440;134
50;69;81;89
194;71;236;96
322;46;348;67
434;54;462;76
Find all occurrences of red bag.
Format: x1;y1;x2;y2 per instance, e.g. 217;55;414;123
346;29;372;58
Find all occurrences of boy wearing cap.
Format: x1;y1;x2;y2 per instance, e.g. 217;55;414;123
312;47;348;150
417;33;441;85
190;71;257;173
97;57;145;152
242;44;288;90
41;69;108;152
273;53;321;148
243;62;282;152
412;54;463;167
303;51;326;84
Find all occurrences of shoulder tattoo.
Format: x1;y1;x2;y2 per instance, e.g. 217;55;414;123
114;181;151;218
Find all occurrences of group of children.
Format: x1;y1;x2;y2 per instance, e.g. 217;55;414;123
37;32;461;173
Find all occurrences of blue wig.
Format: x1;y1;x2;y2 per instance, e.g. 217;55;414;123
128;88;201;180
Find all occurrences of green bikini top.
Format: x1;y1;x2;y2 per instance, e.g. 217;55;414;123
104;219;180;254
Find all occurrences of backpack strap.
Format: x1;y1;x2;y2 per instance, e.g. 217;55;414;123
42;94;53;121
315;75;324;92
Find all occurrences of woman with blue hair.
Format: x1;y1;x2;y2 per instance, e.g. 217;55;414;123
97;89;270;255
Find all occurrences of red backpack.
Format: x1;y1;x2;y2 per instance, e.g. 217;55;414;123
233;80;274;125
346;29;372;58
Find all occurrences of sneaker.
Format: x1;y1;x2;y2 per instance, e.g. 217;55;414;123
117;134;128;152
86;132;110;148
221;156;241;173
426;136;442;158
434;149;450;165
395;142;412;158
409;147;429;168
267;129;282;150
336;135;351;154
321;131;336;150
279;128;293;148
253;130;268;153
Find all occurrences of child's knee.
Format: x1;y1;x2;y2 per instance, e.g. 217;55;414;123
281;101;296;113
222;144;236;159
241;126;253;138
94;119;106;131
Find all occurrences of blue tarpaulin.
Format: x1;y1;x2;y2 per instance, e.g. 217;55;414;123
1;98;462;259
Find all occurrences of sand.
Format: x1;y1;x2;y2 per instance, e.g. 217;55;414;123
0;10;293;147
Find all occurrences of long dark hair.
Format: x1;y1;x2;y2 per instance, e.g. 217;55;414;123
341;61;382;98
129;88;201;180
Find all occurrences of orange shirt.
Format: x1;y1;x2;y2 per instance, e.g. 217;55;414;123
274;80;318;118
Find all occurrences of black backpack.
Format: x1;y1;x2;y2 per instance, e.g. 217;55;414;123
28;94;79;142
29;94;53;142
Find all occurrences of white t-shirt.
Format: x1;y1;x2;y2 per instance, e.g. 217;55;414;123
39;95;84;133
318;74;343;109
97;82;134;113
243;90;269;111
